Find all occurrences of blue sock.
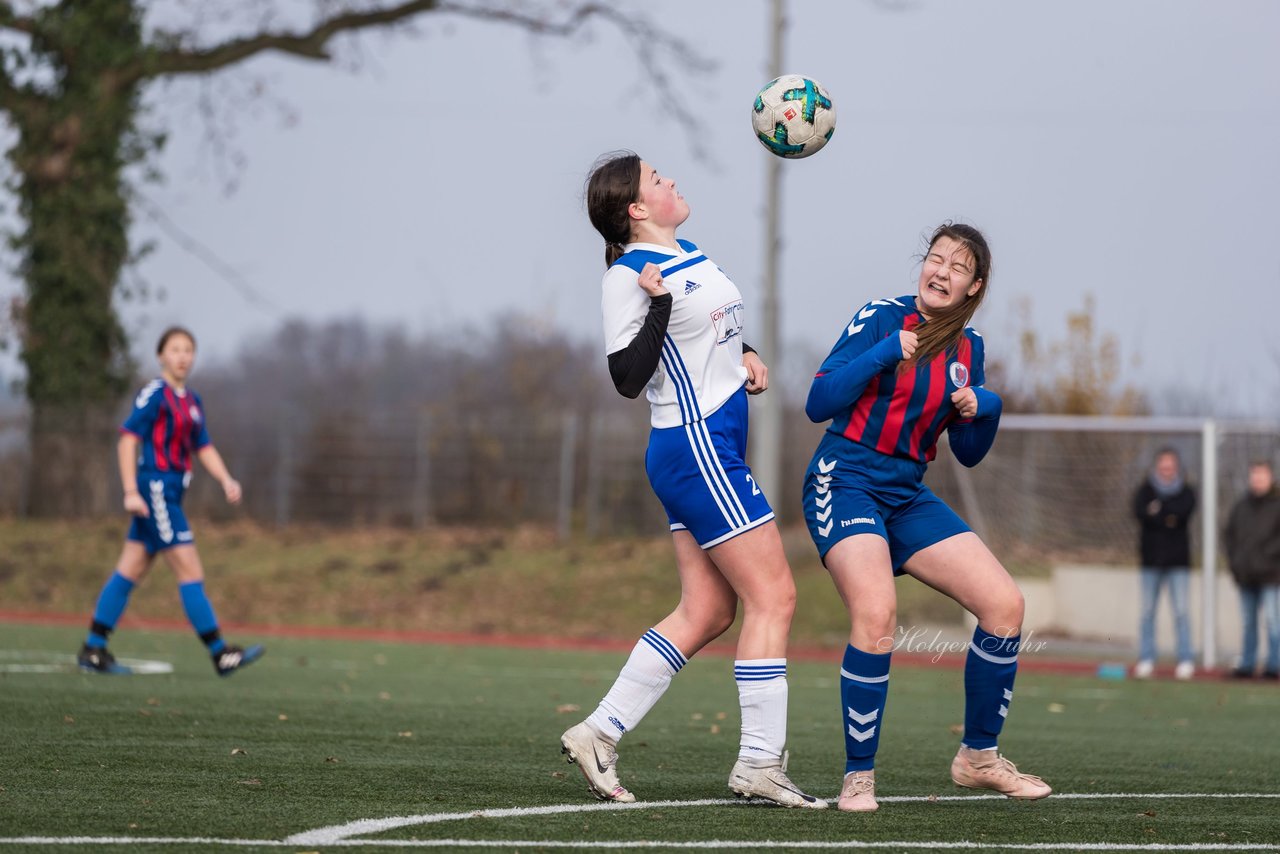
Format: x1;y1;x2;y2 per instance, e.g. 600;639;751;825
840;644;891;772
86;572;136;648
963;626;1020;750
179;581;226;654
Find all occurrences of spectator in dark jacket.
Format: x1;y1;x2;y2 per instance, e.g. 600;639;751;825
1132;448;1196;679
1224;460;1280;679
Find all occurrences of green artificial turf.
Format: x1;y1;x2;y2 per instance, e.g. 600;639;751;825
1;622;1277;852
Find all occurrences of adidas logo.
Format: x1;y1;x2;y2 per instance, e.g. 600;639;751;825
684;280;701;294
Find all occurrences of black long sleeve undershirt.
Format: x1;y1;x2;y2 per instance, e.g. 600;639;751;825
608;293;673;399
607;293;759;399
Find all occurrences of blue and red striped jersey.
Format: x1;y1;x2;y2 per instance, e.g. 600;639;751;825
808;296;986;464
120;379;212;474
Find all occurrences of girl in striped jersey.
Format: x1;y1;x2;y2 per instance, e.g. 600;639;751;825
560;151;825;809
76;327;264;677
802;224;1050;812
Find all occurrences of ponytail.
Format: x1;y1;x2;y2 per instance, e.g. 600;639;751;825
586;151;642;269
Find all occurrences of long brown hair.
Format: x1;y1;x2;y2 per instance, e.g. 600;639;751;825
909;223;991;367
585;151;641;267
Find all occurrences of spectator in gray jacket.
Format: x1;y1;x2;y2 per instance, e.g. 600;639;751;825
1224;460;1280;679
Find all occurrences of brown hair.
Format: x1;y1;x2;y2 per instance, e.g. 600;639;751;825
156;326;196;355
909;222;991;368
585;151;642;267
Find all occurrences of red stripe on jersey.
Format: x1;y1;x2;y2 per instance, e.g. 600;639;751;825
151;398;170;472
164;387;185;472
874;316;922;455
924;336;974;462
843;374;880;443
876;365;917;454
958;335;973;381
907;351;948;460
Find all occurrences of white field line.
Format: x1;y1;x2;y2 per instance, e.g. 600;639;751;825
285;798;733;844
0;650;173;674
2;793;1278;850
285;793;1280;846
3;837;1280;850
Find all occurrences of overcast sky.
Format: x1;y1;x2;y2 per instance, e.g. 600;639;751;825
2;0;1277;415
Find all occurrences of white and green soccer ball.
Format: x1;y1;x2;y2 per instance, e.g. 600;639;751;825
751;74;836;159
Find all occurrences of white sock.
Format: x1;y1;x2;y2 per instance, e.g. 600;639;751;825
586;629;686;743
735;658;788;760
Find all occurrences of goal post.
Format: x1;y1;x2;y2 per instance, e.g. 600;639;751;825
933;414;1280;670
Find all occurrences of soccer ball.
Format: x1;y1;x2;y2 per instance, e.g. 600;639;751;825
751;75;836;159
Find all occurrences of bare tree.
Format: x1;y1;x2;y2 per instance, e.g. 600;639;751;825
0;0;706;516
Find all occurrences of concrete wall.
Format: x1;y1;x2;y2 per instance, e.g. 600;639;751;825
1016;566;1248;665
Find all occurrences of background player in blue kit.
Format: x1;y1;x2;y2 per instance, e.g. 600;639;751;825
559;151;826;810
76;327;264;677
802;224;1050;812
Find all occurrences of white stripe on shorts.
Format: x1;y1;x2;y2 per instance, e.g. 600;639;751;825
700;512;775;550
682;422;746;530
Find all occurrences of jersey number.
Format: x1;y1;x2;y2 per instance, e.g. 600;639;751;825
746;474;761;496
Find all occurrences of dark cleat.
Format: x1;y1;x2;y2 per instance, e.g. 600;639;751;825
214;644;265;677
77;644;133;675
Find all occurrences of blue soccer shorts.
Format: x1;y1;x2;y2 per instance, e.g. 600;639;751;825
645;387;775;549
126;473;195;555
802;435;969;572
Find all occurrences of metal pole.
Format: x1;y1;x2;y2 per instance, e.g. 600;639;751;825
275;414;292;528
585;414;602;539
749;0;786;497
557;412;579;542
413;411;433;528
1200;419;1218;671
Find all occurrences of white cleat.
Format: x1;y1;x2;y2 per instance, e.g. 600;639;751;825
560;722;636;803
728;753;829;809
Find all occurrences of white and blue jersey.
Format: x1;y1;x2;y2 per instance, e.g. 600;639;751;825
602;240;749;429
602;239;772;549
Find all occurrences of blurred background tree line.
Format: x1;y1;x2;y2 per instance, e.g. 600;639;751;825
0;294;1162;540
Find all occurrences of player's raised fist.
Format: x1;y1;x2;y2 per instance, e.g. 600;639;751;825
898;330;919;361
638;262;668;297
951;387;978;418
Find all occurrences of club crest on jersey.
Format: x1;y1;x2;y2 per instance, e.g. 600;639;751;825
949;362;970;389
189;405;202;423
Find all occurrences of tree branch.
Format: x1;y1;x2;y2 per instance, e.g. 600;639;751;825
0;2;37;37
0;61;47;122
129;1;714;158
133;1;713;80
136;0;448;79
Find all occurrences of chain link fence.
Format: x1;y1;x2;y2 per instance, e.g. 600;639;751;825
2;402;1278;561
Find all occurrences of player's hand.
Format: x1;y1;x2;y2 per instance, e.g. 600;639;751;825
744;350;769;395
898;330;919;362
124;490;149;518
637;262;669;297
222;477;243;505
951;387;978;418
